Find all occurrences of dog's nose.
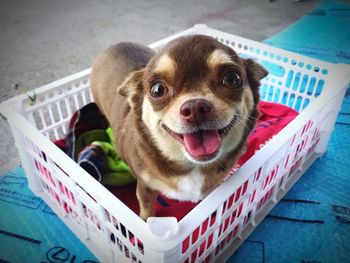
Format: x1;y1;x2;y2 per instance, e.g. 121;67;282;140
180;99;214;123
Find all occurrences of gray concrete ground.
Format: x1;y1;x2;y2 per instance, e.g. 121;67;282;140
0;0;321;174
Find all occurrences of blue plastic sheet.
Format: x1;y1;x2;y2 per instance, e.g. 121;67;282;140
0;167;98;263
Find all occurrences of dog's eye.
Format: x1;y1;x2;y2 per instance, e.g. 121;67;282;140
222;72;242;88
150;82;167;98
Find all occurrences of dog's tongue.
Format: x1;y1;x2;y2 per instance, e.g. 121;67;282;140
183;130;220;157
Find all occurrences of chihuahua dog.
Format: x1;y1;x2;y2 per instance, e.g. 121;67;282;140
90;35;267;220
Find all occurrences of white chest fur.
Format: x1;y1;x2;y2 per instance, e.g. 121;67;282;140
164;170;205;202
141;169;206;203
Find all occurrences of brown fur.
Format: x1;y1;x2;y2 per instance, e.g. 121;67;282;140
90;35;268;220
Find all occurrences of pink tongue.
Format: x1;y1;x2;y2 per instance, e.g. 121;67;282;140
183;130;220;157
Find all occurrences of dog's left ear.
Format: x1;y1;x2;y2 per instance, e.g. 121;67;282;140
117;69;145;97
243;59;268;80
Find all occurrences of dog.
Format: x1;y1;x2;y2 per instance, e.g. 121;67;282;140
90;35;268;220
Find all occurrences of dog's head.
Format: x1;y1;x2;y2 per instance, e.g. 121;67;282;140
118;35;267;165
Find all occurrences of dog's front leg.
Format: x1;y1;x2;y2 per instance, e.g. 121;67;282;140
136;179;158;220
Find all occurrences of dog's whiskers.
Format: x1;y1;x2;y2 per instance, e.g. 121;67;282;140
236;113;282;148
215;159;230;175
134;105;143;114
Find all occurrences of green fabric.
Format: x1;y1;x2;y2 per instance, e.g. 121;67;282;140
75;127;135;186
74;129;109;159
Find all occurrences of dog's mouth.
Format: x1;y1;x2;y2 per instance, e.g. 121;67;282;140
161;115;237;162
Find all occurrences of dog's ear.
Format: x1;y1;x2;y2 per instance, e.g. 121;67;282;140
243;59;268;80
117;69;145;97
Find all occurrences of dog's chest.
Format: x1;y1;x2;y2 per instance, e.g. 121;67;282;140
164;170;205;202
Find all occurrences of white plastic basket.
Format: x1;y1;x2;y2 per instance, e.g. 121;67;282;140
1;25;349;263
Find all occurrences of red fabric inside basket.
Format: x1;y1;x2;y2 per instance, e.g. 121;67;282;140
55;101;298;221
